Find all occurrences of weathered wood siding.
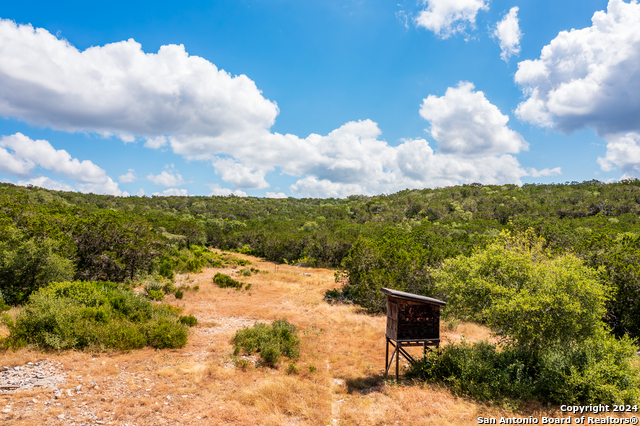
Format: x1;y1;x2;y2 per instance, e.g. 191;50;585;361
386;295;440;340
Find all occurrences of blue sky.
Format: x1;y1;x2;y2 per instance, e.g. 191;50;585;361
0;0;639;198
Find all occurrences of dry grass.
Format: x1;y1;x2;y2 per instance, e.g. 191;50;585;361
0;251;636;425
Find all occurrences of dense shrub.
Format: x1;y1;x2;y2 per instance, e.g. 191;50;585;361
407;334;640;405
408;229;640;406
580;232;640;339
213;273;243;290
2;281;188;351
328;226;475;313
434;229;610;349
0;227;75;305
74;212;162;282
407;341;536;402
232;319;300;367
145;317;188;349
146;289;164;301
329;228;436;313
179;315;198;327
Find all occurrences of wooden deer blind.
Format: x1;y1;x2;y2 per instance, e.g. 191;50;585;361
380;287;446;380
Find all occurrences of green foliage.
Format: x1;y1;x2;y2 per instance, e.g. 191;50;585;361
407;341;536;403
145;317;188;349
162;281;176;294
286;363;299;375
331;226;470;313
224;255;251;267
146;289;164;301
238;268;252;277
2;280;188;350
408;229;639;406
407;334;640;405
0;226;75;305
232;318;300;367
535;333;640;405
174;289;184;299
580;232;640;339
4;180;640;340
179;315;198;327
434;229;610;349
74;211;162;282
213;273;243;290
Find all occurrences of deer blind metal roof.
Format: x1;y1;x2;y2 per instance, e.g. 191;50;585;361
380;287;446;306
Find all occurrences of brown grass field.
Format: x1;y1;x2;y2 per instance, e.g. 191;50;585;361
0;252;634;425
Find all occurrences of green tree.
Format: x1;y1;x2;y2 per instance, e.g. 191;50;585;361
0;226;74;305
74;211;162;281
434;229;610;349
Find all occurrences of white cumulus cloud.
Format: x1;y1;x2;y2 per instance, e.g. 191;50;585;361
153;188;188;196
17;176;74;192
597;132;640;176
147;168;185;187
0;19;278;143
419;82;527;156
526;167;562;178
212;158;269;189
514;0;640;176
207;183;247;197
265;192;287;199
415;0;489;38
515;0;640;134
119;169;137;183
493;7;522;62
0;133;123;195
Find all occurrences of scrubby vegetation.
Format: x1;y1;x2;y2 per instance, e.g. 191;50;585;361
405;230;640;405
407;335;640;405
179;315;198;327
1;281;188;350
2;179;640;406
232;319;300;366
213;273;243;290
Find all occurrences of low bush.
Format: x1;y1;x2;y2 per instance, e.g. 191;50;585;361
162;282;176;294
286;363;299;375
213;273;243;290
146;289;164;301
232;318;300;367
145;317;188;349
174;289;184;299
0;290;10;312
179;315;198;327
2;280;188;351
407;334;640;405
406;341;536;403
238;268;252;277
143;278;165;300
223;254;251;267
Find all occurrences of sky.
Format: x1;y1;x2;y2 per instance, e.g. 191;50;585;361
0;0;639;198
